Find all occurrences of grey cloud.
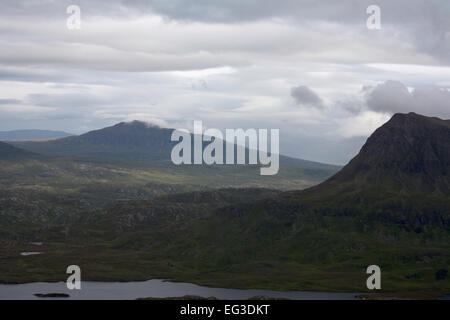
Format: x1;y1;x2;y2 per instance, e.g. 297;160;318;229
364;80;450;118
27;93;109;108
365;80;414;113
0;0;445;25
0;99;22;104
139;0;439;23
0;0;447;68
411;87;450;116
0;66;73;83
0;0;127;17
0;43;247;72
144;0;450;64
0;0;358;22
337;97;365;115
291;85;324;109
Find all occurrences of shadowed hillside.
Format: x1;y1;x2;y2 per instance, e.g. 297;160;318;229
0;141;40;160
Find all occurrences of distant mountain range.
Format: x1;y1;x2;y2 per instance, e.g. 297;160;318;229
10;120;339;170
11;121;175;163
0;121;341;196
0;129;72;141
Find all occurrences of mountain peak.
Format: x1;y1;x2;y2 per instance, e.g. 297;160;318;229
387;112;449;130
328;113;450;193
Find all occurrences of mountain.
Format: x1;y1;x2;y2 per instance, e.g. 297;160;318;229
0;129;72;141
327;112;450;193
11;120;340;169
242;112;450;229
10;121;173;163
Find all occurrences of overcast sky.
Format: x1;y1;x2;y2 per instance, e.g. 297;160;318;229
0;0;449;164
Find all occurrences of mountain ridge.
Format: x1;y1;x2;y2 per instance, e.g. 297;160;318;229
10;120;340;170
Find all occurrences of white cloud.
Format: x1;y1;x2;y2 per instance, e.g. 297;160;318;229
336;111;391;138
123;115;169;128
